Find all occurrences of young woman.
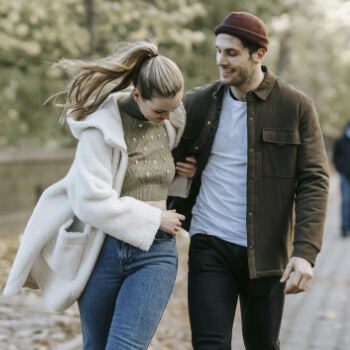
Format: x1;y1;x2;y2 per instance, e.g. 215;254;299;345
3;42;195;349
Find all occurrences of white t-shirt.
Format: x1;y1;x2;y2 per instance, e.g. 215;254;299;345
189;87;248;246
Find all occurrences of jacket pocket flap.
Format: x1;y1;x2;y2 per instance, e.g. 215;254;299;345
262;129;301;145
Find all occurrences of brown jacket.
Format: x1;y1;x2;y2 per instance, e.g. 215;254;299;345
172;67;329;278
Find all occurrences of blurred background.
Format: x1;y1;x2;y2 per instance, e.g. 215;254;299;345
1;0;350;349
1;0;350;148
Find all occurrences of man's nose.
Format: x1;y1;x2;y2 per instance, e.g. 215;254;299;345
217;53;227;66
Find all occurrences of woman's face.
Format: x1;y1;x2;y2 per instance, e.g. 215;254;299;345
133;88;183;122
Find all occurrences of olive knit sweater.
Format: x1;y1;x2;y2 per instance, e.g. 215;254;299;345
118;94;176;201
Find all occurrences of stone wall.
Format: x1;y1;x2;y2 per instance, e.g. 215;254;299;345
0;149;74;236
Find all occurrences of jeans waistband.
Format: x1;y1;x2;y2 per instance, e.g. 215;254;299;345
155;229;175;241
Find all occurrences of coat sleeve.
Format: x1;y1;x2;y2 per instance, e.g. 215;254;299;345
292;97;329;265
67;128;162;251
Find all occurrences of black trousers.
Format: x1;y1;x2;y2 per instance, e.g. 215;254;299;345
188;234;285;350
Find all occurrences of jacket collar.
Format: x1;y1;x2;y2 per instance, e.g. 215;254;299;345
68;92;128;151
211;65;276;101
253;66;276;100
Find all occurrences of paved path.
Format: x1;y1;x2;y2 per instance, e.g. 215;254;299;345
0;174;349;349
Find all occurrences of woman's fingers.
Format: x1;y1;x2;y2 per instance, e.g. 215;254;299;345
176;161;197;177
176;162;195;170
185;156;197;164
177;213;186;221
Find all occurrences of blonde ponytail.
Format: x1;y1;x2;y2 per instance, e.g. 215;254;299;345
49;42;183;122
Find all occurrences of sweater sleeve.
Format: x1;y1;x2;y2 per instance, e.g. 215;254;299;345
67;128;162;251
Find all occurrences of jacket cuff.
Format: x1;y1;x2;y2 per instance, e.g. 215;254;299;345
138;204;162;251
292;242;320;267
132;201;162;251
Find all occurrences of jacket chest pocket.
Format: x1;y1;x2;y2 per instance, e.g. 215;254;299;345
262;129;301;178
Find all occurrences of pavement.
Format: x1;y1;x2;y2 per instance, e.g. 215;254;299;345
0;174;349;349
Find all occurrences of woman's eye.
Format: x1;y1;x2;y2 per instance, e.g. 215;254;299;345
154;110;163;114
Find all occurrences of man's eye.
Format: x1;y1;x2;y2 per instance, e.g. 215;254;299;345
154;110;163;114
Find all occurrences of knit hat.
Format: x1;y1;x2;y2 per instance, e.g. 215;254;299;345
214;12;269;51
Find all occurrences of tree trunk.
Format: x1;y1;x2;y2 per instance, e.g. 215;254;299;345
84;0;95;57
276;30;291;76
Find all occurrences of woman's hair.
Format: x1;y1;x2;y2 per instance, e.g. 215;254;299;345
49;42;184;122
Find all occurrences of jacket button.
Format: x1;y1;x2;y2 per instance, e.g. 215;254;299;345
248;212;253;217
207;120;212;125
249;244;254;249
194;146;199;150
249;116;254;121
249;148;254;153
249;179;253;184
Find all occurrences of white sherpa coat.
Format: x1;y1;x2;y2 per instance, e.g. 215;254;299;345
3;92;188;312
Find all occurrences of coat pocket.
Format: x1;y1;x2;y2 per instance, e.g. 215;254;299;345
262;129;301;178
42;217;89;280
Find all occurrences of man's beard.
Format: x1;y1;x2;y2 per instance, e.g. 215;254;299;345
219;65;252;87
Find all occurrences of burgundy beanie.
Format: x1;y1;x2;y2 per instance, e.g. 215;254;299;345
214;12;269;51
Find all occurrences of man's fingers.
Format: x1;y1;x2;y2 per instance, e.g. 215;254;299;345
284;272;303;294
280;263;293;283
298;273;313;291
282;257;314;294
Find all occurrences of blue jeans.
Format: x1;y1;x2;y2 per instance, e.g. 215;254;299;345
340;173;350;234
78;230;178;350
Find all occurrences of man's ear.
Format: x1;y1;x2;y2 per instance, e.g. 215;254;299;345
252;48;266;63
133;87;140;101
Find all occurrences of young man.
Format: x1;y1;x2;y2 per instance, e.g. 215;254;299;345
172;11;329;350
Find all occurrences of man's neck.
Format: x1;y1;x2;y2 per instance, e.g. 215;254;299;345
229;66;265;101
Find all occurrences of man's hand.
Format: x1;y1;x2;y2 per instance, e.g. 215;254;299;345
176;156;197;178
280;257;313;294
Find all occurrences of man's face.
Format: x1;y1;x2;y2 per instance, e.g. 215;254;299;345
215;34;254;86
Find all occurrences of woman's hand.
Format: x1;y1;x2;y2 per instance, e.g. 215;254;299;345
160;209;185;235
175;156;197;178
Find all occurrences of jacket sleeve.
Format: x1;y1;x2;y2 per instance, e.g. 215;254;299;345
67;128;162;251
172;89;201;163
292;97;329;265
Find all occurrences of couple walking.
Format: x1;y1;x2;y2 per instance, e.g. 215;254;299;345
3;11;329;350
